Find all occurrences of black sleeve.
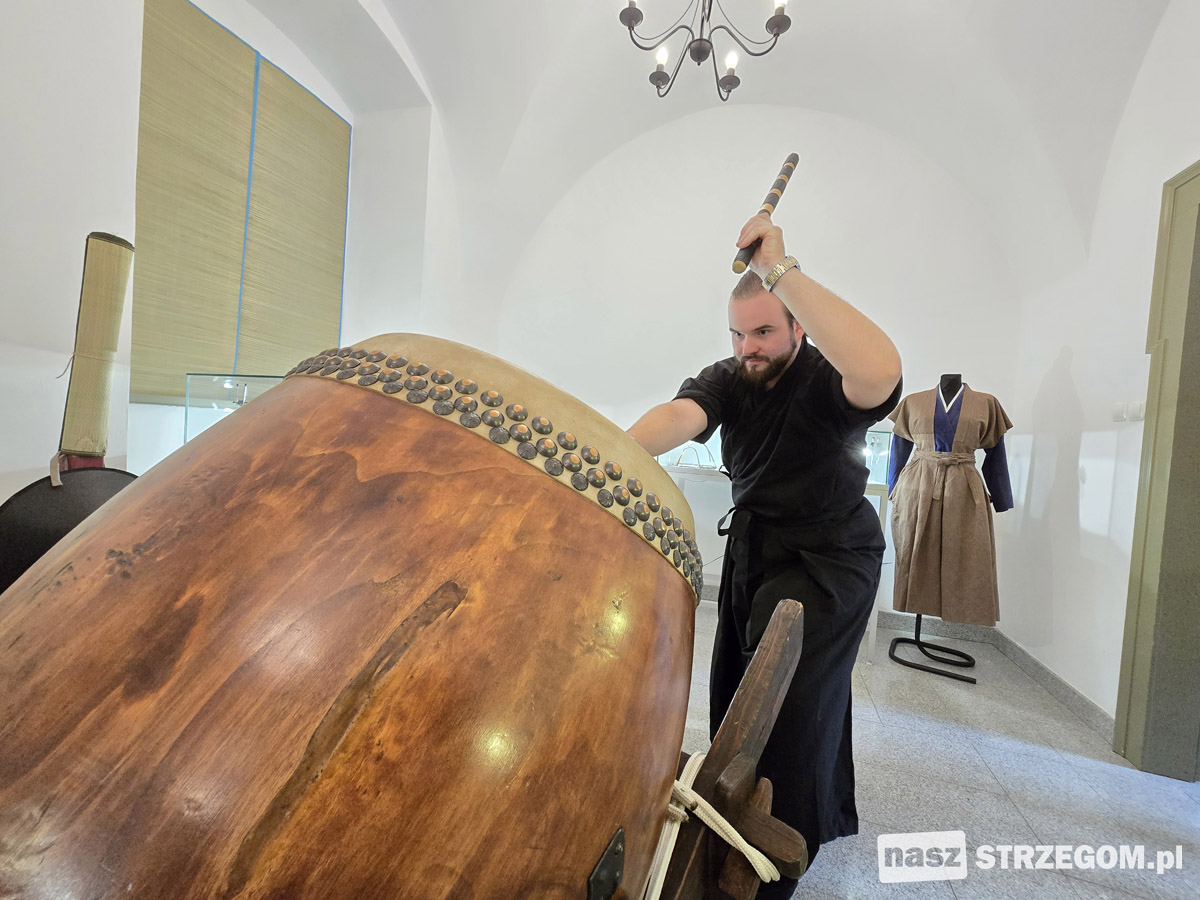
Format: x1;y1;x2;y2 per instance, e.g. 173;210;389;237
673;358;737;444
814;360;903;435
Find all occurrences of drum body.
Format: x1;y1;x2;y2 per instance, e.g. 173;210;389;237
0;335;700;900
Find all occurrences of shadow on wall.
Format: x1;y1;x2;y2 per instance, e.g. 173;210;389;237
1001;347;1081;642
1000;347;1136;659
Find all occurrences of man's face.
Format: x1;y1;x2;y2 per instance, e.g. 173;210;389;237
728;290;803;387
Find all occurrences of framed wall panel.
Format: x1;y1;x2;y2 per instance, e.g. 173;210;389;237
132;0;255;404
235;60;349;377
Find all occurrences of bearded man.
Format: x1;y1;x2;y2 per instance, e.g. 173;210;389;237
627;214;902;898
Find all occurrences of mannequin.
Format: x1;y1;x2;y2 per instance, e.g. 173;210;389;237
886;375;1013;682
939;373;962;406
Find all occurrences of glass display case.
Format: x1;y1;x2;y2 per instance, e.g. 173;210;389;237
183;373;282;443
657;428;894;485
863;428;891;486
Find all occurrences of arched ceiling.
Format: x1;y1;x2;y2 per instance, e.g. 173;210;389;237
249;0;1170;288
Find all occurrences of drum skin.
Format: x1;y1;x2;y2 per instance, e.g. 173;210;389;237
0;335;697;899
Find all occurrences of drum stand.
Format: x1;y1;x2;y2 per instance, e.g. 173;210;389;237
659;600;808;900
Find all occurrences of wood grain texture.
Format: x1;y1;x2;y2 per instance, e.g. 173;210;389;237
0;376;694;899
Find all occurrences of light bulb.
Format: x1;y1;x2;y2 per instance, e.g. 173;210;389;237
656;45;669;66
725;51;738;70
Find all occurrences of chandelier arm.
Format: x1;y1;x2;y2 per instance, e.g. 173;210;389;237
656;44;692;98
711;0;778;46
629;0;700;45
709;25;780;59
712;50;732;102
629;23;696;55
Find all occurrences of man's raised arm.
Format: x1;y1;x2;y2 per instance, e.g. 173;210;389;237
627;398;709;458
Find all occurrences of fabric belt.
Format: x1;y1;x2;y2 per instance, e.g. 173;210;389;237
717;506;854;542
912;449;980;503
717;507;751;540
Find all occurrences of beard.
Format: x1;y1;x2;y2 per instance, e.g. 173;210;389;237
736;335;797;387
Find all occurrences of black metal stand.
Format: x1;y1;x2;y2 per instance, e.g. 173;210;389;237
888;614;977;684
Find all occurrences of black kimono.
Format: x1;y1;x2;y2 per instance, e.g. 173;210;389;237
675;337;900;873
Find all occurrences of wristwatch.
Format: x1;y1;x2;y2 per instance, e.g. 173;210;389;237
762;256;800;293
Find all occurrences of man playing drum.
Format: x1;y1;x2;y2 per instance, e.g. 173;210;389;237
628;214;902;899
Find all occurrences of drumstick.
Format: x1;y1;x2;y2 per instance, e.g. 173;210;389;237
732;153;800;274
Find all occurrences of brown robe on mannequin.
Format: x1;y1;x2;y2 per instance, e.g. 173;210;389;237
888;385;1011;626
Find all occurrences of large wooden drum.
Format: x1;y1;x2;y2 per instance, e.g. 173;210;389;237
0;334;702;899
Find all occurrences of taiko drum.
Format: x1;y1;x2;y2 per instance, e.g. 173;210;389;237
0;334;701;899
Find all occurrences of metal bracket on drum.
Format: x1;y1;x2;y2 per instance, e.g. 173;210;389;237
660;600;809;899
588;826;626;900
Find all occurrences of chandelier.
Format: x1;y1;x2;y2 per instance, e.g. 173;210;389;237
618;0;792;101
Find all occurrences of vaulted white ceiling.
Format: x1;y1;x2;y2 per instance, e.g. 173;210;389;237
246;0;1170;284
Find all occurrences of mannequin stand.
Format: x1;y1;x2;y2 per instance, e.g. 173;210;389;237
888;614;977;684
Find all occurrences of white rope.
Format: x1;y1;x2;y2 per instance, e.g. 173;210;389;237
641;752;779;900
49;452;64;488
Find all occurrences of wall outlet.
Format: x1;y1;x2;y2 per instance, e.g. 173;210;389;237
1129;400;1145;421
1112;402;1128;422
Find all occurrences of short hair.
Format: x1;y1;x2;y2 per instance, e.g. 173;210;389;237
730;269;795;324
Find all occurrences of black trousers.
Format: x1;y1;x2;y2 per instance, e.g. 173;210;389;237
710;499;884;887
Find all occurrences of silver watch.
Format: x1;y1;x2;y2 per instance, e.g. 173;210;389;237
762;256;800;293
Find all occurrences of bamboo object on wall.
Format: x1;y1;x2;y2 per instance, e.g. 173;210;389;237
132;0;255;404
61;233;135;456
235;60;348;378
132;0;350;404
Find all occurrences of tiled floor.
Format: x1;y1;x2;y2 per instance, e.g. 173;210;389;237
682;601;1200;899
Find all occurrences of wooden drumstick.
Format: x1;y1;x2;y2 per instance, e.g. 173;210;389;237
732;153;800;274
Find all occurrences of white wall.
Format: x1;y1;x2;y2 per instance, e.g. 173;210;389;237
0;4;142;495
495;105;1019;431
341;106;431;344
998;0;1200;716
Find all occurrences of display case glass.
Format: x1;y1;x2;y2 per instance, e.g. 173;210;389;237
657;428;893;485
183;373;282;443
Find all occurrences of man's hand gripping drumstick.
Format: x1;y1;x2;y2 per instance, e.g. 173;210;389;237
736;215;902;411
